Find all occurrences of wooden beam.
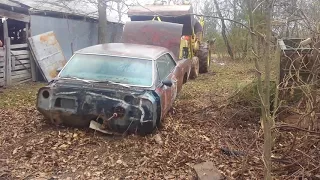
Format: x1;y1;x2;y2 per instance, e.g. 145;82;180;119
11;43;28;49
3;20;8;86
5;37;12;86
0;9;30;22
26;22;37;82
11;50;29;56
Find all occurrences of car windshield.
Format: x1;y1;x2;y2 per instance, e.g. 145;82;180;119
59;54;153;87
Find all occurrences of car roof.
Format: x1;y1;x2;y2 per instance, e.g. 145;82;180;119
75;43;171;60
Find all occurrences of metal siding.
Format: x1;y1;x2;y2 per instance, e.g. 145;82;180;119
30;15;123;60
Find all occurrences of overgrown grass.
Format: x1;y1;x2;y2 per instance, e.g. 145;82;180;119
0;82;45;108
176;59;257;110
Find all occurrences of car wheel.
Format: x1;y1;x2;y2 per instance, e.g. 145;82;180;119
138;121;155;136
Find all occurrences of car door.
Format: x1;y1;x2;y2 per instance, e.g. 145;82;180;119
155;53;178;116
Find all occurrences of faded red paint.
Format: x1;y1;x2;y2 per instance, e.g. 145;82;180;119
121;21;183;58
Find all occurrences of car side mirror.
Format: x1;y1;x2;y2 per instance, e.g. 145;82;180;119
162;79;173;87
56;67;63;73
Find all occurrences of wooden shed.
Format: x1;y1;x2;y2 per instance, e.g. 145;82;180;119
0;0;124;87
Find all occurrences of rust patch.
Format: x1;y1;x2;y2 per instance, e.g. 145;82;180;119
49;68;58;78
60;60;67;67
40;33;58;45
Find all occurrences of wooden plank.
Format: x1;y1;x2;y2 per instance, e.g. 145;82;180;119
0;57;4;62
12;73;32;79
0;72;3;78
10;43;28;49
0;59;30;67
12;53;16;71
11;54;29;60
12;69;31;76
14;64;31;71
12;75;32;84
0;79;4;86
11;50;29;56
0;9;30;23
0;68;4;73
15;60;30;65
13;78;32;85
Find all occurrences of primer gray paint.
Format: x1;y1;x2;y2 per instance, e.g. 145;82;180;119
30;15;123;60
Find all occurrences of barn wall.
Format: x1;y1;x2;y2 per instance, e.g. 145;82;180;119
30;15;123;60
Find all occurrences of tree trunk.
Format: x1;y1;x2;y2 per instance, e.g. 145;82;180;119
213;0;234;60
98;0;107;44
117;2;122;22
263;1;273;179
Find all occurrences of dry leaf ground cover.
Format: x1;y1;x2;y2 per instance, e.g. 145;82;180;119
0;60;264;179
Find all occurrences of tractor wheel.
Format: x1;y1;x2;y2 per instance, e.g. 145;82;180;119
189;56;199;79
197;43;211;73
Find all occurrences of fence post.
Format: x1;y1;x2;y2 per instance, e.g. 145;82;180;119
1;48;5;87
26;22;37;81
3;18;12;86
5;37;11;86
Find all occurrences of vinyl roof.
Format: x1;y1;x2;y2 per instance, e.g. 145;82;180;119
76;43;170;60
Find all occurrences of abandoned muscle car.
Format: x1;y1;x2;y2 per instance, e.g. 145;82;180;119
36;43;192;135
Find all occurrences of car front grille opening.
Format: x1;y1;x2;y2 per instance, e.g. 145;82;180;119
54;98;75;109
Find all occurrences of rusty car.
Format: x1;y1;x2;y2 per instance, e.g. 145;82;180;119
36;43;193;135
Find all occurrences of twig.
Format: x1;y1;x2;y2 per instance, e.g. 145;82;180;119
274;124;320;135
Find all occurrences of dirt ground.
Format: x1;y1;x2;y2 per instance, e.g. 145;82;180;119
0;60;264;179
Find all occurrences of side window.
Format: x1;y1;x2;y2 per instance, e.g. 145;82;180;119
156;53;176;80
164;54;176;70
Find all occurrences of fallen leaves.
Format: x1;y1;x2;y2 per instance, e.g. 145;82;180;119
0;61;268;179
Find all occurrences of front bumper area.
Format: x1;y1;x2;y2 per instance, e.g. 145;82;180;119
36;87;156;133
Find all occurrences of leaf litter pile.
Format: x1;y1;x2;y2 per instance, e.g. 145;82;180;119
0;61;272;179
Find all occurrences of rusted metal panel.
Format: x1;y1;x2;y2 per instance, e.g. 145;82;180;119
128;5;194;36
121;21;183;58
278;38;319;104
127;5;192;17
28;31;67;82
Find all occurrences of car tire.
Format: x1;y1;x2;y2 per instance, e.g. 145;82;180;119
189;56;199;79
197;43;211;73
138;121;155;136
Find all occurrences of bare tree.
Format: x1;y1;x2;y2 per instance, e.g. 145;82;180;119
98;0;108;44
262;1;273;179
213;0;234;60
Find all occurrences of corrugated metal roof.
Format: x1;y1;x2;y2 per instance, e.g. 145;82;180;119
0;0;24;7
0;0;122;23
